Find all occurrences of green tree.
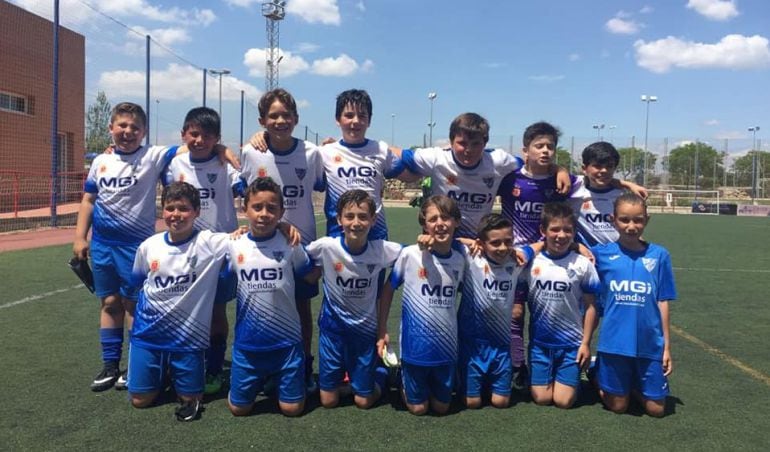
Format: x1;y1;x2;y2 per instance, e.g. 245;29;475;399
554;147;578;172
616;147;657;183
732;151;770;188
85;91;112;153
665;142;723;189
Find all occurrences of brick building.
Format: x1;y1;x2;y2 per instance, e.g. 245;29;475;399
0;1;85;212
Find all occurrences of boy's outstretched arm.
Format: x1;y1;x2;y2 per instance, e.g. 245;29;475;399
578;294;598;370
612;179;648;199
73;193;96;260
659;300;672;376
249;131;268;152
376;280;396;359
550;164;572;194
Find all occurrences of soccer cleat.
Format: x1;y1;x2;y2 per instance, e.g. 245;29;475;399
175;399;201;422
204;373;224;395
382;344;399;368
114;370;128;391
511;365;530;394
90;362;120;392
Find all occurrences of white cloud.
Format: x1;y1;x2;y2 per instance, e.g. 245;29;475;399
605;16;642;35
634;34;770;73
132;26;191;47
705;119;720;126
568;53;581;62
286;0;341;25
528;75;565;82
98;63;260;102
224;0;260;7
311;54;373;76
243;48;310;78
714;130;745;140
297;99;311;109
686;0;739;21
295;42;321;54
640;5;654;14
484;62;507;69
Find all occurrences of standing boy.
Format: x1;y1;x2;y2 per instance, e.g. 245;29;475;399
516;203;599;409
592;193;676;417
305;190;402;409
377;195;466;415
227;178;314;417
128;182;230;421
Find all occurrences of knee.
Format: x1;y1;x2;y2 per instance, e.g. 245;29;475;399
645;400;666;418
101;297;124;316
431;400;450;415
354;393;377;410
320;390;339;409
490;395;510;409
407;402;429;416
602;395;629;414
228;401;253;416
130;394;155;408
465;397;482;409
280;401;305;417
531;391;553;406
553;397;576;409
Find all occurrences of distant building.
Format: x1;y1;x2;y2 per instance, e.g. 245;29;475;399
0;1;85;212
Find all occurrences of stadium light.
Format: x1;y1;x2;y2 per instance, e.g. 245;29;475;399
428;92;437;147
592;124;605;140
608;125;617;143
209;68;231;121
749;126;760;203
641;95;658;186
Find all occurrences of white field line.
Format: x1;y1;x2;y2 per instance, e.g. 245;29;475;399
673;267;770;274
0;284;84;310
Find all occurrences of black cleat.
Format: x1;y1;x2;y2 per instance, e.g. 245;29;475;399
91;362;120;392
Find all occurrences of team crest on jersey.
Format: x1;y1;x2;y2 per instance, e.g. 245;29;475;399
207;173;218;184
237;253;245;264
483;177;494;188
567;268;576;279
533;266;541;276
452;270;460;280
484;264;490;274
506;266;515;273
418;267;428;279
150;260;160;272
178;174;186;182
258;167;268;178
446;175;457;186
272;251;285;262
188;256;198;269
582;200;592;210
99;165;107;174
295;168;306;180
642;258;657;272
367;264;376;274
334;262;344;272
511;187;521;197
334;154;343;164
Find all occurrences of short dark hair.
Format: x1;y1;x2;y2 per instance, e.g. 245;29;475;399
477;213;513;241
582;141;620;167
244;177;284;206
540;202;576;230
182;106;221;137
613;191;648;217
523;121;560;148
449;112;489;144
418;195;461;227
335;89;373;120
258;88;298;120
336;189;376;217
110;102;147;128
161;181;200;210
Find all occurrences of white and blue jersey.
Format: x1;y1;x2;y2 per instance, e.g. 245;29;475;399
391;244;466;366
305;236;402;340
520;251;600;348
163;152;242;233
320;139;401;240
240;139;326;245
130;230;230;352
592;242;677;360
84;145;176;245
569;178;624;246
228;231;313;352
399;147;522;238
458;252;522;347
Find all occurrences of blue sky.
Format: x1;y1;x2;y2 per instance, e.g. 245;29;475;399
11;0;770;157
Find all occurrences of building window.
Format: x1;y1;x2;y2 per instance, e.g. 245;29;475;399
0;91;30;115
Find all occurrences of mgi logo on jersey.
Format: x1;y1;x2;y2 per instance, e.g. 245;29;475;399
295;168;306;180
207;173;218;184
483;177;494;189
642;258;657;272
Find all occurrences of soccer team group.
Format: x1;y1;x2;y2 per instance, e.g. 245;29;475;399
73;88;677;422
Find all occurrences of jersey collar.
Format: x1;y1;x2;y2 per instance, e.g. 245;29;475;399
340;138;369;148
247;230;278;242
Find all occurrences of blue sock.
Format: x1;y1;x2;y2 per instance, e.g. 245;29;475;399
206;334;227;375
100;327;123;364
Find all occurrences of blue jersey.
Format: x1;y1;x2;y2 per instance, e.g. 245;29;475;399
228;232;312;352
320;139;400;240
130;230;229;352
391;244;466;366
497;168;579;246
592;242;677;360
520;251;600;348
400;147;522;238
457;251;523;347
85;145;176;245
306;236;402;339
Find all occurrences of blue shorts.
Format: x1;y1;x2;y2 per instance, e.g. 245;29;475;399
459;339;512;397
91;240;140;300
214;270;237;305
295;279;319;300
229;344;305;405
401;361;455;405
127;343;204;396
596;352;669;400
318;329;377;396
529;343;580;388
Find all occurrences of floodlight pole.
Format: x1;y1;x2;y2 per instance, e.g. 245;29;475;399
592;124;605;140
262;1;286;90
428;92;437;147
641;94;657;186
391;113;396;144
608;125;616;144
209;68;230;122
749;126;760;203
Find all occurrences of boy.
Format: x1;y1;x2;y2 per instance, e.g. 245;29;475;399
457;214;523;409
515;203;599;409
227;178;314;417
240;88;326;393
377;195;466;415
592;193;677;417
128;182;230;421
305;189;402;409
74;102;178;391
164;106;242;395
398;113;571;239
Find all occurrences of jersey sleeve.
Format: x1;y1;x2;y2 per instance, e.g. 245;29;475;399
84;159;100;193
389;249;409;289
291;245;313;278
496;149;524;174
381;141;402;179
239;145;256;184
130;241;150;288
307;144;326;192
148;145;178;170
399;148;437;177
304;238;325;266
657;248;677;302
568;175;584;198
205;231;231;260
383;241;404;266
580;257;601;294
